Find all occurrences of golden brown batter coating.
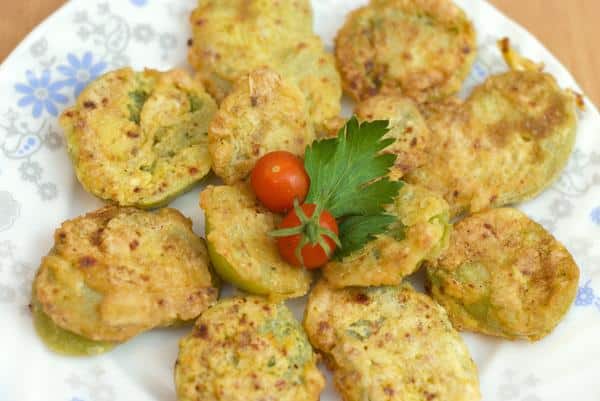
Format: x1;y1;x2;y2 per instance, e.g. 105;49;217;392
323;184;450;288
189;0;341;133
60;68;216;208
406;69;579;216
201;184;312;299
33;206;218;343
355;94;432;180
208;68;315;184
304;280;481;401
426;208;580;341
335;0;476;102
176;296;324;401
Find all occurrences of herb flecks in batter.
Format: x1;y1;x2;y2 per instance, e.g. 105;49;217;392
188;94;203;113
128;90;149;124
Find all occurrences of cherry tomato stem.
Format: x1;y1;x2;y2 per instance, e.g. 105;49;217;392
270;202;339;269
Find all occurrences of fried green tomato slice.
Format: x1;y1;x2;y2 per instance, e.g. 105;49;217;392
304;280;481;401
426;208;580;341
405;69;579;216
200;184;312;299
33;206;218;352
188;0;313;101
31;294;116;356
279;35;343;135
175;296;325;401
208;68;315;184
60;67;217;208
355;94;432;180
323;184;450;288
335;0;476;102
188;0;341;133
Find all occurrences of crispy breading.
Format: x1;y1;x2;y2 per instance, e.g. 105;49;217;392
60;68;216;208
175;297;324;401
323;183;450;288
33;206;218;346
200;184;312;299
208;68;315;184
304;280;481;401
355;94;432;180
335;0;476;102
279;36;343;135
188;0;313;101
406;69;579;216
426;208;580;341
31;293;116;356
188;0;341;133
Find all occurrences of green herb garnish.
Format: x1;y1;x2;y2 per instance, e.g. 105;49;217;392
336;214;397;259
303;116;403;258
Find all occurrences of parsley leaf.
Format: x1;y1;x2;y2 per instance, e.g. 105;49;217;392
304;117;402;217
386;218;407;241
336;214;397;259
303;116;404;258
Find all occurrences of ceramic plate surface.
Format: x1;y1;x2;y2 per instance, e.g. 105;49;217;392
1;1;599;400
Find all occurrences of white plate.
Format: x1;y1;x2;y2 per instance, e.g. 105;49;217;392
1;1;599;400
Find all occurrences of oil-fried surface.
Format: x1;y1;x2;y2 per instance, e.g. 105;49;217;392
200;184;312;299
406;70;579;216
426;208;579;341
60;68;217;208
34;206;218;343
208;68;315;184
188;0;312;101
31;294;116;356
323;184;450;288
355;94;432;180
335;0;476;102
278;36;342;135
188;0;341;133
175;297;324;401
304;281;481;401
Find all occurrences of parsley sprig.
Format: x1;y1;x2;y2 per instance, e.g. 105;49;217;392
303;116;404;258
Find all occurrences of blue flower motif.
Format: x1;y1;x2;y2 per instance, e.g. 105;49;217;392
591;207;600;226
472;62;489;80
575;281;595;306
130;0;148;6
15;70;68;118
57;52;107;97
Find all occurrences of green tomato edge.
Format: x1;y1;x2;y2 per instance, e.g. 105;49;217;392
205;219;273;296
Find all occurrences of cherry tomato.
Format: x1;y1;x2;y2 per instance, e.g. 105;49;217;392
250;151;310;213
275;204;339;269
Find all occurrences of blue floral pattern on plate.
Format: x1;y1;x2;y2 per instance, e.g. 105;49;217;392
591;207;600;225
575;281;600;311
1;1;599;401
14;70;68;118
57;52;107;97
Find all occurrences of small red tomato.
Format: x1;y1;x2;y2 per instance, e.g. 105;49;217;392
275;204;339;269
250;151;310;213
